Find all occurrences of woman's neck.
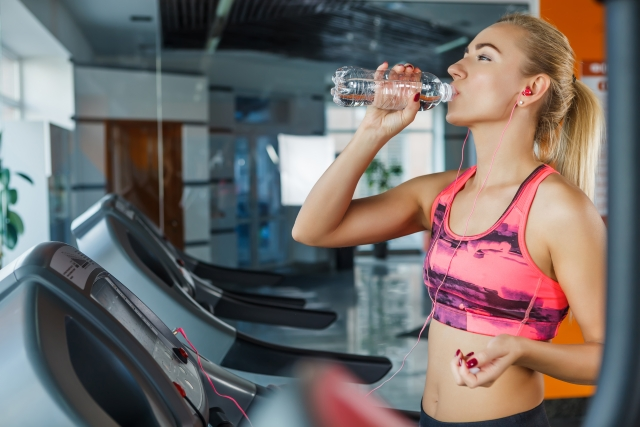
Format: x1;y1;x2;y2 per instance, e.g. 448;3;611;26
467;114;540;189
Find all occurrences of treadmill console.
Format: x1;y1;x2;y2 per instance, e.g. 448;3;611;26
0;242;210;426
91;276;204;409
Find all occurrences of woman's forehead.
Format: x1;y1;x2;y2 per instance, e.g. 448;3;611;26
470;23;526;54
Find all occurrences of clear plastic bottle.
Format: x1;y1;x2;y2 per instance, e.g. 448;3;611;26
330;66;456;111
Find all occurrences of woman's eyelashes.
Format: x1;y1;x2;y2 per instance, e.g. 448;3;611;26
477;54;491;61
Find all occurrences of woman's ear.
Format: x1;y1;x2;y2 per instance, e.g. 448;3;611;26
528;74;551;103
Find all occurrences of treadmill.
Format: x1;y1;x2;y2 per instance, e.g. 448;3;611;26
71;196;392;383
99;195;302;308
72;195;329;329
0;242;269;426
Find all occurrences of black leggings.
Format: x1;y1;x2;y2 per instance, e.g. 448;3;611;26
419;403;550;427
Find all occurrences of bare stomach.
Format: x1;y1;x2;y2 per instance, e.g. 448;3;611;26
422;320;544;422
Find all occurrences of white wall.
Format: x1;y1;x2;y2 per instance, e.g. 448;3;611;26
2;121;50;265
23;57;75;129
0;0;69;58
19;0;93;62
75;66;208;122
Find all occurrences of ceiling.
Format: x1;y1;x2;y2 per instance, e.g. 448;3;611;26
58;0;529;78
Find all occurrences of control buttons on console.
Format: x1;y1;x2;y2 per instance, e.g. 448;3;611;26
173;347;189;364
172;381;187;398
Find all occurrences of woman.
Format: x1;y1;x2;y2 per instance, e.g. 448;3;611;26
293;13;605;427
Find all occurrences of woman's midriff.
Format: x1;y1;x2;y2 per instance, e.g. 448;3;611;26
422;319;545;422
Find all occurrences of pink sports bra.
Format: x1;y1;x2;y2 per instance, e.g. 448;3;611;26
424;164;569;341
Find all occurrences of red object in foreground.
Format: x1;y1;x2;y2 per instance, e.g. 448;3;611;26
173;382;186;398
308;364;414;427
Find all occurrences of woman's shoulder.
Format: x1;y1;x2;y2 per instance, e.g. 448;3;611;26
532;172;604;234
405;169;470;228
410;169;469;194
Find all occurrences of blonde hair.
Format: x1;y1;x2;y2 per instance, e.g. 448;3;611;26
497;13;604;200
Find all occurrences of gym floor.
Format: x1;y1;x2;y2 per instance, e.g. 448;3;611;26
229;255;587;426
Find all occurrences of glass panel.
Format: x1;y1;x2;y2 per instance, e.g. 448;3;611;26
256;135;281;217
48;124;73;243
234;136;251;219
210;181;236;230
235;97;271;124
236;222;251;268
258;220;285;265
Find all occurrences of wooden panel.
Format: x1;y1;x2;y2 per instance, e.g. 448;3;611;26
106;120;184;249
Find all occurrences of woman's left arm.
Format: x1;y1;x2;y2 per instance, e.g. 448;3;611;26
452;180;606;388
516;182;606;384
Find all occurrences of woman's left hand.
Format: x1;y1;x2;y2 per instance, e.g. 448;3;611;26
450;334;524;388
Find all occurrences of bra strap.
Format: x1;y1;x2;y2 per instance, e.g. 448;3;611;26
515;164;558;214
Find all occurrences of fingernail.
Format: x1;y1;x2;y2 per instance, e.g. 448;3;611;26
406;64;413;69
414;93;420;102
465;352;474;358
455;349;461;356
466;358;478;369
458;359;462;366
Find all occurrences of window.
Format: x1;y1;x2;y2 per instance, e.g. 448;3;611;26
326;103;441;250
0;48;22;120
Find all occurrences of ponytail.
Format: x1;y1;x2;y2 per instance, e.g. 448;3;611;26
555;80;605;200
498;13;605;200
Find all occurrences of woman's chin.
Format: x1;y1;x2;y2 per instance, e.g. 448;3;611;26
445;111;470;127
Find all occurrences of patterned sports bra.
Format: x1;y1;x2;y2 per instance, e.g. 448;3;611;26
424;164;569;341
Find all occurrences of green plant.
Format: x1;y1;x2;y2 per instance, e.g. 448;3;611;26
364;158;403;193
0;132;33;266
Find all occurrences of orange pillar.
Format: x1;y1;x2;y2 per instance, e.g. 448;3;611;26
539;0;604;399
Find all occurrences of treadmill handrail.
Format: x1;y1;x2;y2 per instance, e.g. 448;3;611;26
221;332;393;384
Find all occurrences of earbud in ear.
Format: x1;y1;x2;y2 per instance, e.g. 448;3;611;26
522;87;533;96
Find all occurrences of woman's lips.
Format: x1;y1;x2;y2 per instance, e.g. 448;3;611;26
450;85;459;100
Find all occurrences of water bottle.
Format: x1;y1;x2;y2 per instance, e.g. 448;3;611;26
330;66;456;111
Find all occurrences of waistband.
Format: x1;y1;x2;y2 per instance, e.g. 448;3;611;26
419;401;549;427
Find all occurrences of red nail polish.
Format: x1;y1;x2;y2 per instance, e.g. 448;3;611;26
465;352;474;358
414;93;420;102
455;349;461;356
466;358;478;369
406;65;413;69
458;359;462;366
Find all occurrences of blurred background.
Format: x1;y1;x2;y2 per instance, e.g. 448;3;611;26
0;0;606;424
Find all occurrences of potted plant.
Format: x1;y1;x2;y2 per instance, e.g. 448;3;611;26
0;132;33;267
363;158;403;259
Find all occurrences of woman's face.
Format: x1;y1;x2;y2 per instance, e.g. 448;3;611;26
446;23;530;127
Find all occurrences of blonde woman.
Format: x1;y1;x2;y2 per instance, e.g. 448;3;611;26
293;13;605;427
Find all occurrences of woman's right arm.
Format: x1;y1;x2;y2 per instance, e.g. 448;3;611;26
292;63;456;248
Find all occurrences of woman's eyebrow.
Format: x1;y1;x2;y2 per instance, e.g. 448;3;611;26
464;43;502;54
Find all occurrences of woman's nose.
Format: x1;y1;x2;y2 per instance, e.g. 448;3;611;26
448;62;465;80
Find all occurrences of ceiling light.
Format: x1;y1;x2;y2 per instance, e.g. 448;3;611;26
130;16;153;22
435;36;469;54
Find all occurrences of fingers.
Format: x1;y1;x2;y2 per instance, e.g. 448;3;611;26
450;350;465;386
376;61;389;70
374;61;388;81
400;89;422;124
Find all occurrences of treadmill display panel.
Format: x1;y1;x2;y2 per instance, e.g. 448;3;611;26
91;277;204;408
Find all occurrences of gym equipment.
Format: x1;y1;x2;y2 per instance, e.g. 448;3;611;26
72;195;392;383
0;241;266;426
73;195;329;329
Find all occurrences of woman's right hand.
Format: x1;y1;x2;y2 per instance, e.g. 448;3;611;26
360;62;423;140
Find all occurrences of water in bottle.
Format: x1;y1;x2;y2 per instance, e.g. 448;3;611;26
330;66;456;111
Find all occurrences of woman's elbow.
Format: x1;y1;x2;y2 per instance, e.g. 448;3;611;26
292;223;314;245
